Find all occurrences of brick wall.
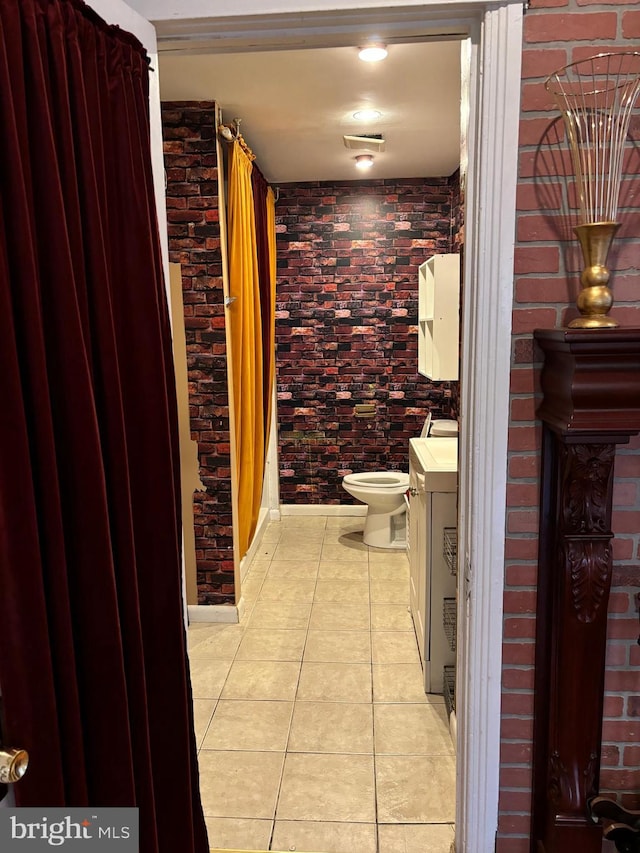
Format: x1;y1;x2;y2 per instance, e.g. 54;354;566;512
275;176;460;504
161;101;234;606
500;4;640;850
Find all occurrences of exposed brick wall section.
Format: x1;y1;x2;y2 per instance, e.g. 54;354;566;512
161;101;234;606
450;168;464;255
275;177;459;504
499;4;640;850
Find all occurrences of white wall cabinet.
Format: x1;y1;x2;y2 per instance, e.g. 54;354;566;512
418;254;460;381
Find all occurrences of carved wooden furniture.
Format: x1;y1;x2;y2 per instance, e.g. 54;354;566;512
590;796;640;851
531;328;640;853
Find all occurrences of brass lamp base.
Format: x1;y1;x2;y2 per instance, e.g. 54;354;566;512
569;222;620;329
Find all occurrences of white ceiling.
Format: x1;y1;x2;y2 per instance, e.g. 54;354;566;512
158;40;461;183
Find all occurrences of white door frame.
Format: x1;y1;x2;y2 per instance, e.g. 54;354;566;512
124;1;523;849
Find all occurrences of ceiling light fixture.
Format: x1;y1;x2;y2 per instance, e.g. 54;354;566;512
358;44;388;63
355;154;374;170
353;109;382;121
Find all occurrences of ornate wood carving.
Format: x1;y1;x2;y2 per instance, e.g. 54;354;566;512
531;329;640;853
548;751;571;808
548;748;600;813
560;443;615;534
564;539;611;623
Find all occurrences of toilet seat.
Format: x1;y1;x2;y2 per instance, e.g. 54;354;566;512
343;471;409;491
430;419;458;437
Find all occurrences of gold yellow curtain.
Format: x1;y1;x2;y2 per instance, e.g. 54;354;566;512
264;186;277;449
227;140;264;558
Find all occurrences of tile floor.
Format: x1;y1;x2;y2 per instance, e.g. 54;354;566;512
188;515;456;853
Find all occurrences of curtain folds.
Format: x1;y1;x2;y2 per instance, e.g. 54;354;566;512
0;2;207;851
265;187;277;448
251;167;277;450
227;140;264;558
228;146;277;559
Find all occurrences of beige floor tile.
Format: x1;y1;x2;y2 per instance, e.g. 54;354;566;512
288;701;374;754
325;515;367;530
245;558;271;575
371;604;414;631
189;621;214;636
370;579;411;605
376;755;456;823
273;541;323;561
279;528;326;544
377;823;455;853
372;664;429;703
198;749;285;819
259;577;317;603
196;516;456;839
236;628;307;661
204;817;273;851
238;598;256;624
318;560;369;581
304;630;371;663
321;542;368;563
372;632;421;664
187;622;217;649
202;699;294;751
276;753;376;822
221;660;301;701
297;662;372;702
369;549;410;567
192;698;216;748
265;559;319;580
272;820;377;853
281;515;328;529
188;626;244;660
260;524;282;543
314;579;370;603
374;704;455;755
309;601;370;631
247;601;312;630
253;541;279;560
370;561;410;581
322;529;365;546
189;658;232;700
241;576;266;603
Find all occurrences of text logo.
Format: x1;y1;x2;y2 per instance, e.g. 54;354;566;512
0;808;138;850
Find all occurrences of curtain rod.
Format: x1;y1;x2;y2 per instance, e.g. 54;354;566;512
217;115;280;201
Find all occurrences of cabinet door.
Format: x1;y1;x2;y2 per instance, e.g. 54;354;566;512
409;472;427;662
426;491;458;693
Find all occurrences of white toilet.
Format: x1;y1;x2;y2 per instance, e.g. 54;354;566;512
342;470;410;549
429;419;458;437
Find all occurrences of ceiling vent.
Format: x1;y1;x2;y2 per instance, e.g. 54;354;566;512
343;133;386;153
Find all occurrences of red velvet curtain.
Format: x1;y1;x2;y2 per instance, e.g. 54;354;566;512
0;2;207;851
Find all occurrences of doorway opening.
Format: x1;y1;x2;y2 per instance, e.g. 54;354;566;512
165;36;463;853
153;3;523;850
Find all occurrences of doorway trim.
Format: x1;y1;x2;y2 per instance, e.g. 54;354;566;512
147;2;523;849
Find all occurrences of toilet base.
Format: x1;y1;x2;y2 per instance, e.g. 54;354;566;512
363;507;407;549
